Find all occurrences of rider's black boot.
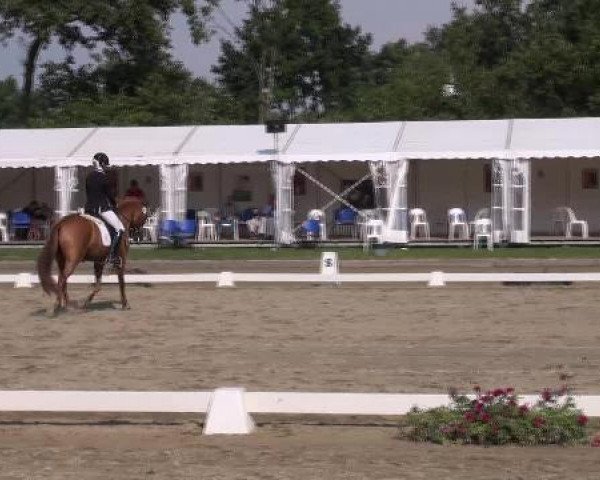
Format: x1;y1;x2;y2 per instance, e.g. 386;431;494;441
107;231;123;268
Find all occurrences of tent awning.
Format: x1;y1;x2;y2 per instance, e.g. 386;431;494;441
2;117;600;169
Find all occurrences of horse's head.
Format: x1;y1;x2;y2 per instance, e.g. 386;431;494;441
118;197;149;230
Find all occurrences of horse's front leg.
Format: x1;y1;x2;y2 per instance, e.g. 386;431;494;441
83;261;104;309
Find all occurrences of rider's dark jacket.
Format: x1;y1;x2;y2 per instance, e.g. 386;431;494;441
84;169;115;214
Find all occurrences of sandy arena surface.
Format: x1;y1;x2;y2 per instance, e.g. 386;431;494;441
1;258;600;478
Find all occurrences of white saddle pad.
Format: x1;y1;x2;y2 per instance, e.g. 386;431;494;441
79;214;111;247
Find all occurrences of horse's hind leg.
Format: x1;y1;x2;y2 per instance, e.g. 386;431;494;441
117;267;129;310
53;254;66;313
58;258;80;310
83;261;104;308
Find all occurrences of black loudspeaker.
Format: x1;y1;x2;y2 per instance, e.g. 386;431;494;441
265;118;286;134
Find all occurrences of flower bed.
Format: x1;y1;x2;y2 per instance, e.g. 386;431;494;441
403;386;597;446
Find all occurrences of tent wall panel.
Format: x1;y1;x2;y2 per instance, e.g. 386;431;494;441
532;157;600;235
413;160;491;236
567;157;600;235
187;164;221;212
294;162;370;224
531;159;568;235
208;163;272;215
0;168;54;212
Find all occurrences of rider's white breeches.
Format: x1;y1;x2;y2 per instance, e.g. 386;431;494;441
100;210;125;233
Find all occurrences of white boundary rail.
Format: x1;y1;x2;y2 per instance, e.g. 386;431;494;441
4;271;600;288
1;389;600;435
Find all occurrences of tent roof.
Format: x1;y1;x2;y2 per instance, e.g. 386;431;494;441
511;117;600;159
177;125;278;164
396;119;510;159
1;117;599;169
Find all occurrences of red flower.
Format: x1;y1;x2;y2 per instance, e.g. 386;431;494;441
492;388;505;397
464;411;477;423
541;388;553;402
479;412;492;423
591;435;600;448
577;415;589;426
532;416;546;428
519;404;529;415
506;387;515;395
474;402;484;413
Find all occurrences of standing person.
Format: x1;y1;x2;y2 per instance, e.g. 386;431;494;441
84;152;125;268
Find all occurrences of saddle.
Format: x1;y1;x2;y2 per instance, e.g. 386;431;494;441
79;212;115;247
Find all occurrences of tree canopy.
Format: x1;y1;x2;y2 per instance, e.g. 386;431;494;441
2;0;600;128
213;0;371;122
0;0;219;122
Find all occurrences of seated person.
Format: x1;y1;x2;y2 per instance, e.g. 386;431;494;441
260;194;275;217
22;200;39;217
245;208;262;236
36;202;53;221
302;218;321;239
124;179;146;203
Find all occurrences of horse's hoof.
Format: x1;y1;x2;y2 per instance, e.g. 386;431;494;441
122;303;131;310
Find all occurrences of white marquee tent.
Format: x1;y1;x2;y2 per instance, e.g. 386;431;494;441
1;117;600;244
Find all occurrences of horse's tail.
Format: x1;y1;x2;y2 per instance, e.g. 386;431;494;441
37;224;59;296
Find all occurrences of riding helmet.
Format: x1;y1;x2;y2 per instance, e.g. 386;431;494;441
93;152;110;167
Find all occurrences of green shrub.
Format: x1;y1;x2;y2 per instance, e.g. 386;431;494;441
403;386;590;446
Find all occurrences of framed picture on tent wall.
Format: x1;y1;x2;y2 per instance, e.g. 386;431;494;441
188;173;204;192
582;168;598;190
232;174;252;201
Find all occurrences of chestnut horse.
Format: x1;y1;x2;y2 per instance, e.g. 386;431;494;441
37;197;148;312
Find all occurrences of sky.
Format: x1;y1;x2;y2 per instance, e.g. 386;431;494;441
0;0;474;84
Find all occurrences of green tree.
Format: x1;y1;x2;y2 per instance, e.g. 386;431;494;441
330;44;465;122
213;0;371;123
33;61;237;127
0;77;20;127
0;0;219;122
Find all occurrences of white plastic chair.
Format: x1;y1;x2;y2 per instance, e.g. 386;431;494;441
409;208;430;240
363;219;384;251
142;211;160;243
473;218;493;251
447;207;469;240
358;209;378;240
196;210;218;241
307;209;327;241
0;212;8;242
219;217;239;241
470;208;490;236
259;216;274;238
552;207;588;239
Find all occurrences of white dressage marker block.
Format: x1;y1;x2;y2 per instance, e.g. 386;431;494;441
14;273;32;288
203;387;255;435
217;271;235;288
320;251;340;284
428;271;446;287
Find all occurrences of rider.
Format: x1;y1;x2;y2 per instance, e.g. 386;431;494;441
85;152;125;268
